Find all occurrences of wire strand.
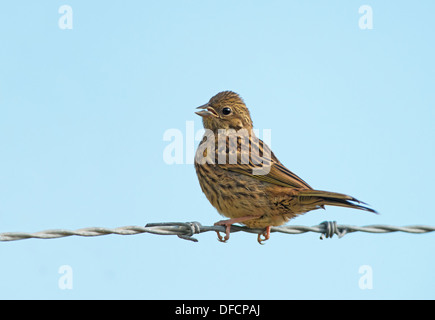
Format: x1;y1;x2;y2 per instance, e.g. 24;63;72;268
1;221;434;242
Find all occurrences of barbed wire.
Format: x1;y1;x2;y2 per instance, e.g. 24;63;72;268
1;221;434;242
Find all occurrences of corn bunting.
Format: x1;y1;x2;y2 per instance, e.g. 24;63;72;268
195;91;376;244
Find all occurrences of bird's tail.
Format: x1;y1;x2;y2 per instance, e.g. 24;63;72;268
298;189;378;214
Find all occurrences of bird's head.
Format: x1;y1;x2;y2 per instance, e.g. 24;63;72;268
195;91;253;132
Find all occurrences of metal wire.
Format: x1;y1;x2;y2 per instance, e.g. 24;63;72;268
1;221;434;242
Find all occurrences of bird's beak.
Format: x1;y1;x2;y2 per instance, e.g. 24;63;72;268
195;104;218;118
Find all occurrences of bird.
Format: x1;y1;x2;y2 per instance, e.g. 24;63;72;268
194;91;377;244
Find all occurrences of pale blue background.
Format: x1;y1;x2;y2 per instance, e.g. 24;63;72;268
0;1;434;299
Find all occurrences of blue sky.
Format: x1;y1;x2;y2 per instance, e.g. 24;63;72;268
0;1;434;299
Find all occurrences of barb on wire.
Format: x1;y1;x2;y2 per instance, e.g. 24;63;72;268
0;221;434;242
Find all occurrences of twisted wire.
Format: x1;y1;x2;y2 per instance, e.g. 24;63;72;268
1;221;434;242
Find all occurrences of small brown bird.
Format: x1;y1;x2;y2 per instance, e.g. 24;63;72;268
195;91;376;244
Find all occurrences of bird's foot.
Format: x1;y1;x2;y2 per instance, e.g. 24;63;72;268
214;216;259;243
213;221;231;243
257;226;271;245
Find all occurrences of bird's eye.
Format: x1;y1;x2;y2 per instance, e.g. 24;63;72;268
222;107;232;115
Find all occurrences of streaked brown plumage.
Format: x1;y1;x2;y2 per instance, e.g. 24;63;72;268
194;91;376;244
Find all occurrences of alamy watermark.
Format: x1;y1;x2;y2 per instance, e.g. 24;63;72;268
58;5;73;30
359;5;373;30
163;121;272;175
58;265;73;290
358;265;373;290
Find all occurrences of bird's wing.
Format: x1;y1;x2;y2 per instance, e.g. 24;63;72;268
217;134;312;189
